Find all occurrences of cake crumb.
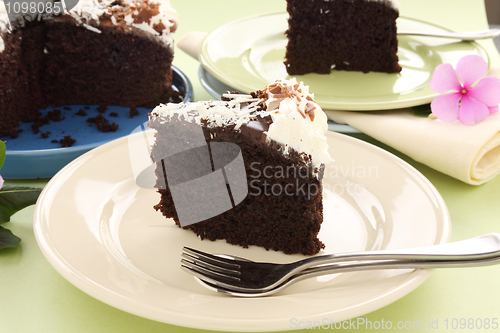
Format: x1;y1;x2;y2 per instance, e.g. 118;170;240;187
31;109;64;134
32;122;44;134
109;112;118;117
169;90;183;103
47;109;64;122
9;128;19;139
41;131;51;138
97;105;107;113
87;114;119;132
129;106;139;118
75;109;87;116
58;134;76;147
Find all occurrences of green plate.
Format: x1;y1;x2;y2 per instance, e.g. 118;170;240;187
199;12;490;111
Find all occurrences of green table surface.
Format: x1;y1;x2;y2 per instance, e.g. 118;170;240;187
2;0;500;332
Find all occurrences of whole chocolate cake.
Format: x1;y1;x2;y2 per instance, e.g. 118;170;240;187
0;0;178;138
284;0;401;75
148;79;332;255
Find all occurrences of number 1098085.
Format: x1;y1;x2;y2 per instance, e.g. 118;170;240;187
5;1;63;15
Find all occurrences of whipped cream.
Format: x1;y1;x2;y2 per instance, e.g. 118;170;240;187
365;0;399;9
150;79;332;167
0;1;8;52
261;78;332;167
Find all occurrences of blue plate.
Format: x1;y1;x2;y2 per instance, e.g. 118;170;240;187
2;66;193;179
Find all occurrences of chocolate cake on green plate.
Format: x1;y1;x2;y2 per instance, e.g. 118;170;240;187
284;0;401;75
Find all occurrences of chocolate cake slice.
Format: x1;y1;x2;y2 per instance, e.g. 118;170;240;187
284;0;401;75
0;0;178;138
148;79;332;255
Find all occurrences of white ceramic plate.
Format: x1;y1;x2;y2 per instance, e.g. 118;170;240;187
199;12;489;111
34;130;450;332
198;65;363;136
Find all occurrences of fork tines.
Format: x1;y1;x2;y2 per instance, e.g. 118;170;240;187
181;247;241;282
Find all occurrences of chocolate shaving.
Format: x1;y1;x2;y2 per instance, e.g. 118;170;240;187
130;2;160;25
305;102;316;121
262;81;318;121
153;22;166;34
297;108;307;119
268;85;283;95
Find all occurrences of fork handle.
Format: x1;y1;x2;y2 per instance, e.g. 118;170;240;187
292;255;500;283
300;233;500;270
397;29;500;40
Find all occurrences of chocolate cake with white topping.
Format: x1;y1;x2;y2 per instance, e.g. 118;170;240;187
149;79;332;255
0;0;178;137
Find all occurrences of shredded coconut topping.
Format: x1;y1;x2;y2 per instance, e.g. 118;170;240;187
70;0;178;42
151;94;262;131
150;79;333;167
0;0;178;52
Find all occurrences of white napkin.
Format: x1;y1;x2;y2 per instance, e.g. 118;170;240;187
177;31;500;185
177;31;207;61
326;68;500;185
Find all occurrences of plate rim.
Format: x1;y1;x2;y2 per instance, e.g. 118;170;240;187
199;11;490;111
33;130;451;332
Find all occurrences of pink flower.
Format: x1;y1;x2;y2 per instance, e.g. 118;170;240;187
429;55;500;125
0;175;3;190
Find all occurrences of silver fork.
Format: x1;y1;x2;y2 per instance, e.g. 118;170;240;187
181;233;500;296
397;29;500;40
192;256;500;297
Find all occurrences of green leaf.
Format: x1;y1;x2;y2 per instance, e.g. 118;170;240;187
412;104;432;117
0;226;21;249
0;185;42;224
0;140;5;170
